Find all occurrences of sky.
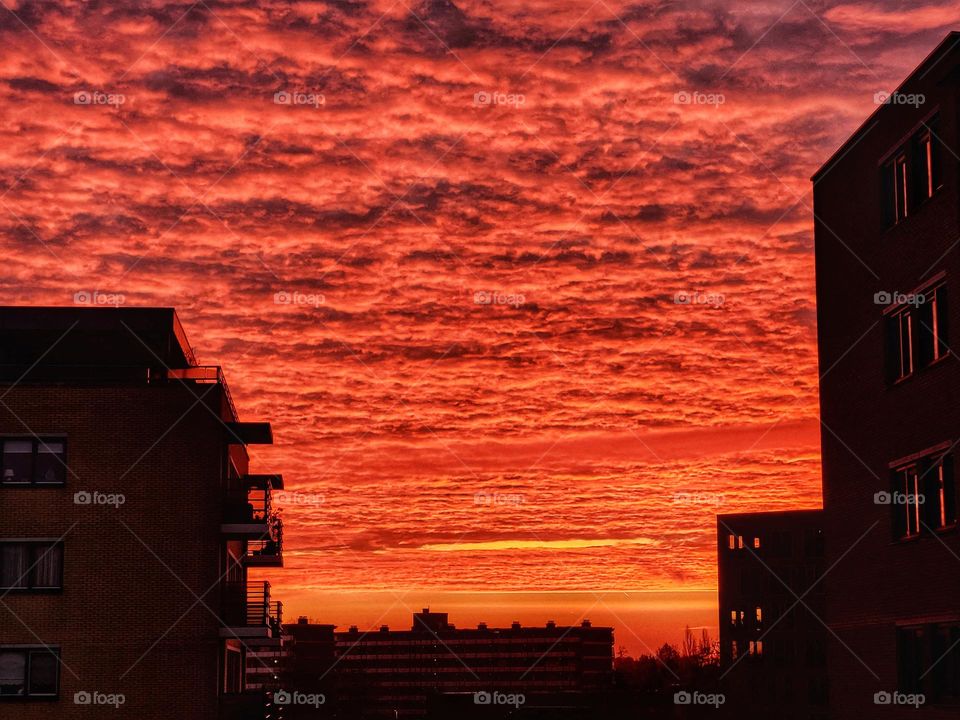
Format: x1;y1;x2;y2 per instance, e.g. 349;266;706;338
0;0;956;655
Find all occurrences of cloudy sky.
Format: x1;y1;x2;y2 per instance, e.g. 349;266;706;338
0;0;955;652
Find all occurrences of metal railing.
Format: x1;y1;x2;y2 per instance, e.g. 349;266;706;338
223;581;282;628
164;365;238;422
223;486;274;524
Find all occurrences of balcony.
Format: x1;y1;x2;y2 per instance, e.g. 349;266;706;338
222;485;277;539
221;581;283;640
245;523;283;567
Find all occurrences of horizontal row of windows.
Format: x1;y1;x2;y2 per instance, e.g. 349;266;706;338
1;438;66;486
0;647;60;699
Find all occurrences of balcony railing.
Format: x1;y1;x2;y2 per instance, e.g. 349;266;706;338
245;518;283;566
223;486;273;525
223;581;283;633
165;366;237;422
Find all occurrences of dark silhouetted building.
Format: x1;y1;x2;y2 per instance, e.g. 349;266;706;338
813;32;960;719
303;609;615;718
0;307;284;719
717;509;826;719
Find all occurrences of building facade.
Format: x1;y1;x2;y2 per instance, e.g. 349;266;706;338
0;307;283;719
813;32;960;719
286;610;614;718
717;509;827;718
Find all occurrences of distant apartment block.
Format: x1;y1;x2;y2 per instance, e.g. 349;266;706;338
283;609;614;718
0;307;284;719
813;31;960;720
717;509;827;719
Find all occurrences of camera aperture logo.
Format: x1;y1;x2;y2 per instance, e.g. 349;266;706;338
473;691;525;708
473;91;525;108
674;690;725;707
74;691;125;708
874;690;924;708
274;290;325;308
74;90;126;107
74;490;126;508
874;91;925;108
274;690;325;707
674;290;725;308
874;491;924;506
474;491;525;507
873;291;925;308
274;90;325;108
674;90;725;108
74;290;125;307
474;290;525;308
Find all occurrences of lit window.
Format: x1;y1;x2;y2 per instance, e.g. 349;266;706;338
737;536;744;550
925;456;956;530
756;607;762;623
750;640;763;656
894;465;922;538
753;537;761;549
919;284;949;365
728;534;735;550
890;308;914;380
1;438;66;486
730;610;737;626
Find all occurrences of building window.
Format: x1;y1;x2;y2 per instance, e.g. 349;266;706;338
883;115;942;227
918;284;949;365
755;607;763;623
932;624;960;702
753;537;761;549
728;534;735;550
924;455;956;531
224;647;242;694
0;543;63;591
893;464;923;539
889;307;914;380
737;535;744;549
749;640;763;656
897;627;924;694
1;438;66;485
0;646;60;698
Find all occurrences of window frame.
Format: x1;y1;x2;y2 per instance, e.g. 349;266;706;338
0;437;67;487
0;646;61;700
0;541;64;593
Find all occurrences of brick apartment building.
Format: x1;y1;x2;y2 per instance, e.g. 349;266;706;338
716;509;826;719
282;609;613;718
813;32;960;719
0;307;284;719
